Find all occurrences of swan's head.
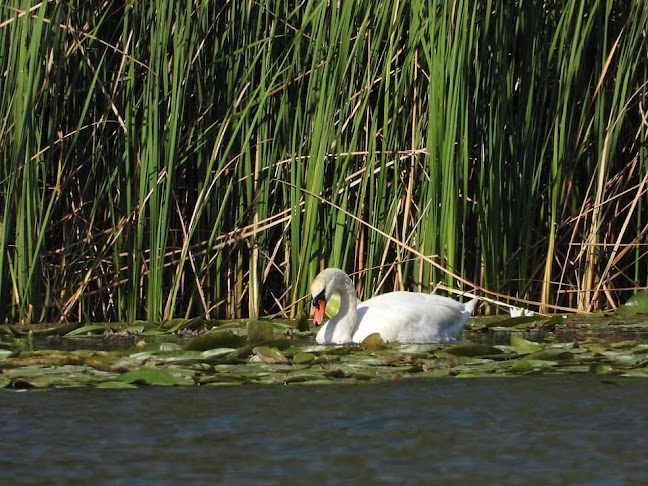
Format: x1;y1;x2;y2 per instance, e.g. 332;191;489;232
310;268;352;326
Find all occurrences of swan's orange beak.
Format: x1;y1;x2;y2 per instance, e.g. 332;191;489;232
312;298;326;326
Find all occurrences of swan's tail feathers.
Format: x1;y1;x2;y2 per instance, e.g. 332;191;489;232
465;297;479;314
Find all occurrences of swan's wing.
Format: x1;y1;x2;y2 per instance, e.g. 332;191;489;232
353;292;473;344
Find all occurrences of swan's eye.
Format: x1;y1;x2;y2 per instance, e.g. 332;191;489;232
312;289;326;307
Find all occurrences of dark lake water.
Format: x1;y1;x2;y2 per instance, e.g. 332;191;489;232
1;376;646;485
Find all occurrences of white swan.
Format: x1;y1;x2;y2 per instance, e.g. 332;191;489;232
311;268;478;345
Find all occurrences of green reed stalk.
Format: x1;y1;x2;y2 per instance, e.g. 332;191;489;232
0;0;646;323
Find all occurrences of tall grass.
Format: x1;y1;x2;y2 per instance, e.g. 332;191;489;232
0;0;646;323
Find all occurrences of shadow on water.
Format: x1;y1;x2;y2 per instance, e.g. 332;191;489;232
0;375;647;485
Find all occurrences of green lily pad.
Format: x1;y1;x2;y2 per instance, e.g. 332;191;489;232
124;325;146;334
522;349;574;361
6;351;85;368
589;363;614;374
259;338;292;350
7;378;37;389
510;335;542;353
599;350;643;365
631;344;648;354
6;322;80;337
184;331;246;351
96;381;139;389
64;325;107;337
510;360;536;374
361;333;387;350
252;346;289;364
485;316;540;328
441;343;504;357
542;314;567;329
249;321;293;343
158;342;182;352
195;373;251;385
510;359;555;374
293;352;316;364
119;368;184;386
324;368;347;379
248;320;278;344
141;329;166;336
617;291;648;316
620;368;648;377
0;311;646;388
352;371;379;381
283;373;327;384
202;348;237;359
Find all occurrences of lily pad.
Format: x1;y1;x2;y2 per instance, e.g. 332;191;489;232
510;336;542;354
65;325;108;337
260;339;292;351
184;331;246;351
542;314;567;329
485;316;540;329
0;312;646;388
195;373;251;385
119;368;185;386
96;381;139;389
324;368;347;379
252;346;289;364
510;359;554;374
247;320;291;345
361;333;387;350
6;322;80;337
620;368;648;377
293;352;316;364
617;291;648;316
510;360;536;374
441;343;504;357
589;363;614;375
522;349;574;361
202;348;237;359
124;325;146;334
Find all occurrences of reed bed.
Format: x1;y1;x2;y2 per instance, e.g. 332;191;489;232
0;0;646;323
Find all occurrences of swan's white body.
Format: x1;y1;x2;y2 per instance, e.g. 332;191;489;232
311;268;477;345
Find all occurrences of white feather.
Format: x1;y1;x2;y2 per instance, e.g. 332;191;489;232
311;268;477;345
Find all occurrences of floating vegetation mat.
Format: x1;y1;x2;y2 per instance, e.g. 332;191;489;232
1;315;648;389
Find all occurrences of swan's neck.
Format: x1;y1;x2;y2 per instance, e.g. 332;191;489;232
329;277;358;343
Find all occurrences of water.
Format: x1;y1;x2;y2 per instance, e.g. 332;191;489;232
1;376;646;485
